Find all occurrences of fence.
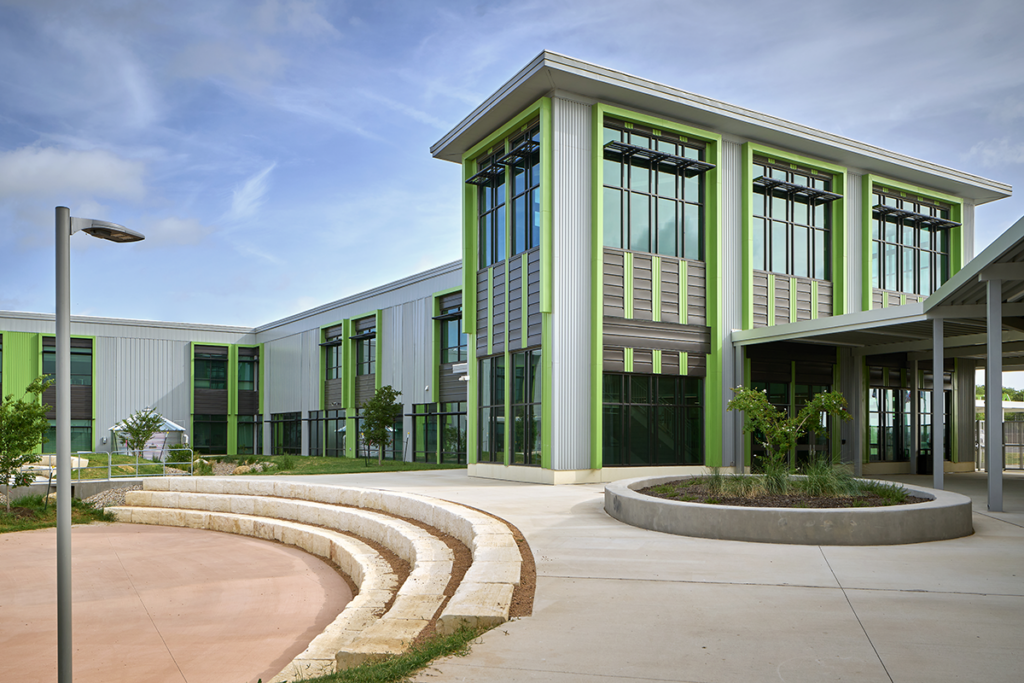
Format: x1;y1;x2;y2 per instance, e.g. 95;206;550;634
32;448;196;483
974;421;1024;470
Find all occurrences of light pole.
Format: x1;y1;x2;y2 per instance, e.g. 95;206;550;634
55;207;144;683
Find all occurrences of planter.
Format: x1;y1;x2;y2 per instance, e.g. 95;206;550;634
604;475;973;545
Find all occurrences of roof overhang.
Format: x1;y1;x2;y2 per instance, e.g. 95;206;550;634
432;51;1011;205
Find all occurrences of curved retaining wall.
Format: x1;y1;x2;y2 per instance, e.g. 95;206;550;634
605;475;974;545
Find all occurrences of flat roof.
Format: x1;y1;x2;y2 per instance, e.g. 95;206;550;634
432;51;1011;205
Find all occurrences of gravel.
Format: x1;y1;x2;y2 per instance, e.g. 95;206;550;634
83;483;143;509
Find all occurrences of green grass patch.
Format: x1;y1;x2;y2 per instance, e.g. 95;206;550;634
286;626;484;683
59;451;192;480
860;480;909;505
0;494;112;534
247;455;467;477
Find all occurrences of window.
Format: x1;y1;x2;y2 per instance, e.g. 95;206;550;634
867;366;910;463
602;373;703;466
309;409;346;457
238;354;258;392
42;344;92;386
270;412;301;455
510;349;542;466
413;402;467;464
237;414;262;455
871;188;953;296
751;157;837;280
475;147;506;268
478;355;505;464
470;118;542;268
353;321;376;376
192;414;228;454
194;352;227;390
325;344;343;379
440;304;467;364
602;118;709;260
42;419;92;454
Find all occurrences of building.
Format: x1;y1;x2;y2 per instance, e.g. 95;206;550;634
2;52;1022;502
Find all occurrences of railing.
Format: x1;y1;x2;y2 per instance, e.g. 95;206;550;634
32;448;197;483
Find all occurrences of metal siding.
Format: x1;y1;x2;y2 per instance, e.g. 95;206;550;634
721;139;744;466
961;200;975;262
551;96;592;471
955;359;975;462
846;171;863;312
508;256;523;348
492;262;505;354
265;333;304;414
93;336;193;452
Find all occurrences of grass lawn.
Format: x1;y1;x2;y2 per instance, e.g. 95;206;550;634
0;494;112;534
223;454;467;477
56;451;190;480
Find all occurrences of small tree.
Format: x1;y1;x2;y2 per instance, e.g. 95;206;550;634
118;408;166;461
0;377;52;513
361;385;402;466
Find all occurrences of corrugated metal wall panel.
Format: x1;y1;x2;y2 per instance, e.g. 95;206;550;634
265;333;303;414
550;95;592;471
93;336;192;451
955;359;976;463
846;171;863;312
720;138;744;467
961;200;975;263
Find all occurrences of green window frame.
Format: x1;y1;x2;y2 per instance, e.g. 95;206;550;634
871;187;951;296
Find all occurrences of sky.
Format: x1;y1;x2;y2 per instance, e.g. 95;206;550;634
1;0;1023;384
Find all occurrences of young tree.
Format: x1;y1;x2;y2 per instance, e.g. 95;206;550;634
117;408;166;461
0;377;52;513
361;385;402;466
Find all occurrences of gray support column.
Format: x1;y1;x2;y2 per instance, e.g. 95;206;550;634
733;344;745;473
985;279;1003;511
55;206;73;683
933;318;944;490
910;358;919;475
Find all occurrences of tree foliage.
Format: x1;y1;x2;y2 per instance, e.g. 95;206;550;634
117;408;166;461
0;377;52;513
976;385;1024;402
727;386;852;470
361;385;402;466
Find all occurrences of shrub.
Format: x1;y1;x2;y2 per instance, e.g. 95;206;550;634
277;455;296;471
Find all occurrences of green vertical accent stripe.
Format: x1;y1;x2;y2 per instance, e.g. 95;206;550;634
680;351;688;376
226;345;239;454
652;256;662;322
900;294;907;306
624;347;634;373
504;257;510;353
624;252;635;318
811;280;819;320
652;349;662;374
862;175;875;311
789;278;798;324
741;143;755;330
767;274;776;327
679;259;688;325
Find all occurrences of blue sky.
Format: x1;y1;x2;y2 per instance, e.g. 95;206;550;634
1;0;1023;381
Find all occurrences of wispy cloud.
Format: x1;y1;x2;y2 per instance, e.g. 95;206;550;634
968;139;1024;168
227;163;276;221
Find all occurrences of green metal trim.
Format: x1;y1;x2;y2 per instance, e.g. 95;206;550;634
624;347;634;373
767;274;776;327
504;255;510;353
1;332;40;404
226;345;239;454
652;256;662;322
540;98;553;315
375;309;383;392
653;349;662;374
503;349;511;467
789;278;798;323
624;252;635;318
189;341;195;441
487;268;494;356
741;143;755;329
680;351;688;376
679;260;688;325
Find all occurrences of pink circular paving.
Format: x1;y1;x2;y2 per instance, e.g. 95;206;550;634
0;523;353;683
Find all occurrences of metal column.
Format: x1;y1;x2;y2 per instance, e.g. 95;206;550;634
933;318;944;490
55;207;73;683
985;279;1003;512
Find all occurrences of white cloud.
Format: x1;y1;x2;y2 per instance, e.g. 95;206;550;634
968;139;1024;168
172;41;286;90
143;216;214;246
254;0;340;37
227;163;276;221
0;146;145;201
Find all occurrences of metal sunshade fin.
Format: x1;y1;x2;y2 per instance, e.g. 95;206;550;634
495;139;540;167
465;163;505;186
872;204;961;230
603;140;715;176
754;176;843;205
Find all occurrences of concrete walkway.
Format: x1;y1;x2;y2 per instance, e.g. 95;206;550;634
0;523;352;683
271;470;1024;683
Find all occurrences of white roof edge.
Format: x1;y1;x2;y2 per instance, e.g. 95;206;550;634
253;260;462;332
432;51;1011;199
0;310;256;335
733;303;927;346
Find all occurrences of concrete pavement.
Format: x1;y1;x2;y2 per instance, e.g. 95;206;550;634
274;469;1024;683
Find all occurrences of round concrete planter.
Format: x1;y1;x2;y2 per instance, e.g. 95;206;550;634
605;475;974;545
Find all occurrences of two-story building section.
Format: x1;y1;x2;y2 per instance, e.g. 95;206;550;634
1;52;1021;503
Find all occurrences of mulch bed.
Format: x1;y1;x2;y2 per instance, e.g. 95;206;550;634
639;480;929;508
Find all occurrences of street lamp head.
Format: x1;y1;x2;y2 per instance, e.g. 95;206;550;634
69;216;145;243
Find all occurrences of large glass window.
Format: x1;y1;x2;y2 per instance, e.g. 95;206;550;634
236;414;262;455
751;157;834;279
871;188;952;296
356;329;376;376
194;353;227;390
325;344;343;379
476;147;506;268
510;349;542;466
192;414;228;454
309;409;346;457
413;402;468;464
43;345;92;386
238;356;258;392
602;118;706;260
478;355;505;464
440;304;468;364
509;122;541;256
42;419;92;454
270;412;301;455
602;373;703;466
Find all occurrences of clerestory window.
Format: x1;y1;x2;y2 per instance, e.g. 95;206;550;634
871;187;954;296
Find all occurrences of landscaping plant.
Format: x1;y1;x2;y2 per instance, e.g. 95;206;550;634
0;377;52;513
117;408;166;462
361;385;402;466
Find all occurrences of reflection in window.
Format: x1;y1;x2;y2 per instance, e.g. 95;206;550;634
510;349;542;466
871;188;951;296
602;373;703;466
440;304;468;364
478;356;505;464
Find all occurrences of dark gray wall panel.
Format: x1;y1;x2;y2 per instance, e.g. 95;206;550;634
508;256;523;349
685;260;706;326
603;317;711;354
633;349;653;374
603;249;625;318
603;346;625;372
325;378;343;409
492;262;505;354
439;362;468;402
476;269;489;355
194;388;228;414
633;254;653;320
238;390;259;415
660;259;680;323
527;248;542;346
355;375;375;407
818;280;833;318
753;271;769;328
